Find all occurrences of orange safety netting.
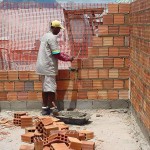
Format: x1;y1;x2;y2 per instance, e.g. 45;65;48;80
0;2;107;70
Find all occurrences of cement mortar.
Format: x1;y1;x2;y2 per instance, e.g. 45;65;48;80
0;109;150;150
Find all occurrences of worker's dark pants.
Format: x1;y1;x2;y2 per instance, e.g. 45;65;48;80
42;92;55;108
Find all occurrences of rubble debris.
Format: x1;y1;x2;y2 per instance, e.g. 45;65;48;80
11;112;95;150
0;118;9;124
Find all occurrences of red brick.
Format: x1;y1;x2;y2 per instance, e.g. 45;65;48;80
99;47;108;56
125;14;129;24
88;69;99;78
109;69;119;78
77;91;87;99
0;92;7;100
103;58;114;67
92;36;103;46
125;58;130;68
103;80;114;89
103;15;114;24
109;47;119;56
88;47;99;57
119;4;130;13
78;69;88;79
108;26;119;34
78;80;92;90
114;37;124;46
103;37;113;46
0;71;7;80
43;146;50;150
98;25;108;35
7;92;17;100
71;59;82;69
99;69;109;78
19;71;29;80
17;92;28;100
81;141;95;150
87;91;98;99
21;132;35;143
34;81;42;91
28;92;38;100
37;92;42;100
15;82;24;91
82;59;93;68
68;137;82;150
51;143;69;150
93;80;103;90
79;130;94;140
119;69;129;78
108;90;118;100
19;145;34;150
108;4;119;13
66;130;79;139
98;90;108;99
119;26;130;35
8;71;18;80
114;14;124;24
28;71;39;80
124;79;129;89
79;133;86;141
114;80;124;89
4;81;14;91
119;47;130;56
119;90;129;99
0;82;4;91
34;137;43;150
93;58;103;68
114;58;124;68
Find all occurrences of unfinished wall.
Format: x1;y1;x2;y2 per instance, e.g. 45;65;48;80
0;4;130;109
130;0;150;137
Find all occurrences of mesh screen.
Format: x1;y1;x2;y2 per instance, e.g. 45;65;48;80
0;2;107;70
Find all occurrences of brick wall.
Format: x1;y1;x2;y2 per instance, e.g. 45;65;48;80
130;0;150;134
0;3;130;102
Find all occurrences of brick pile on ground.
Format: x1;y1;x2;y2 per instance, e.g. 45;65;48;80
13;112;95;150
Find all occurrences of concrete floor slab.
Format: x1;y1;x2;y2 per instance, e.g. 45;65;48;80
0;109;149;150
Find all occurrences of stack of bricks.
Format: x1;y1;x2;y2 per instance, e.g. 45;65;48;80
13;112;27;126
19;115;95;150
130;0;150;137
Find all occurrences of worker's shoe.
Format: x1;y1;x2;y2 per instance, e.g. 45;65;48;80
50;107;59;116
41;106;51;115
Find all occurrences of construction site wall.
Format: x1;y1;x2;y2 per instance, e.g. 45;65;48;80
130;0;150;137
0;3;130;103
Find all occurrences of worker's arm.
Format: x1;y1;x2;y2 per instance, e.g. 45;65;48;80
48;35;74;61
52;50;73;61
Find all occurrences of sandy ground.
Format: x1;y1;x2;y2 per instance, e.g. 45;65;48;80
0;109;150;150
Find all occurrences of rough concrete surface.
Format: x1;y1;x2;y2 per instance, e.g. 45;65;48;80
0;109;150;150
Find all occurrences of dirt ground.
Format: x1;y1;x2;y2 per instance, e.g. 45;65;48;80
0;109;150;150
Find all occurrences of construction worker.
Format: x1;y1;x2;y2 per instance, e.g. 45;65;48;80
36;20;74;115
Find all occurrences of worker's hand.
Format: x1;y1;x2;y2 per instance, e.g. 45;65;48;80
70;56;75;62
